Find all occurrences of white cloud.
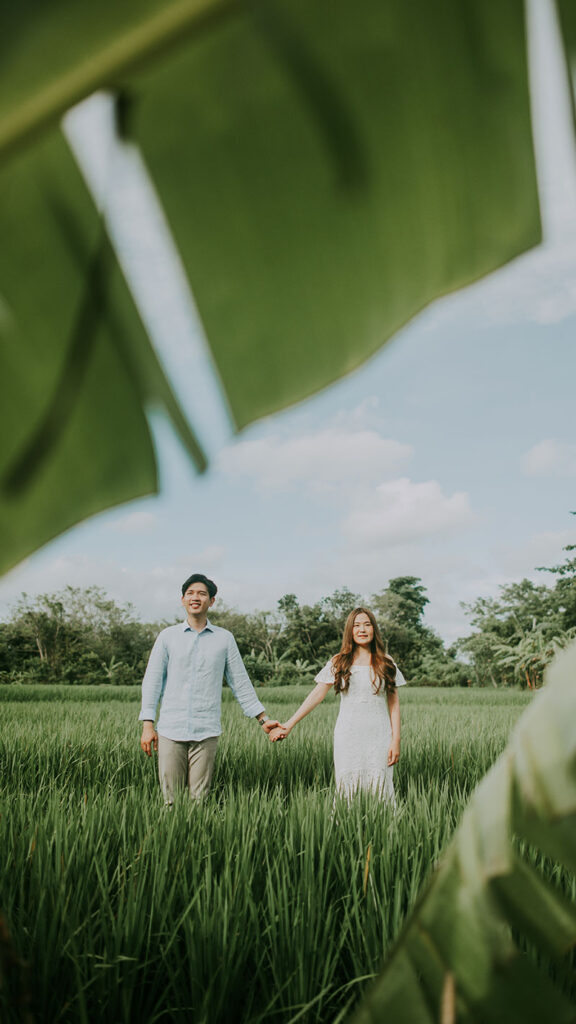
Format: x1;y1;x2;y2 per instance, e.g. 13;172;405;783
0;547;227;623
343;478;474;546
108;511;158;533
331;396;383;431
226;540;488;645
477;242;576;327
218;428;413;491
493;528;574;577
522;439;576;477
419;233;576;335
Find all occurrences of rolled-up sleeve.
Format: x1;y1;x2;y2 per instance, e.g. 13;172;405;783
224;635;265;718
139;634;168;722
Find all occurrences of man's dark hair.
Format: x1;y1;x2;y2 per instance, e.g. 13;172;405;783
181;573;218;599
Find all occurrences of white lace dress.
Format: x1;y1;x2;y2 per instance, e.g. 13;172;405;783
315;660;406;802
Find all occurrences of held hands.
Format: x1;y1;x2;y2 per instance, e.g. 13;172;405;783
269;724;290;742
140;722;158;757
261;718;281;735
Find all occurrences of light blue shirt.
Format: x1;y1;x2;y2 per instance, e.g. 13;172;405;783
139;619;265;741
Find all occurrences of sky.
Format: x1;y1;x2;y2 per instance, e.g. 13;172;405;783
1;0;575;643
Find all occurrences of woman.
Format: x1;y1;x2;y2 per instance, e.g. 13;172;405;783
270;607;406;802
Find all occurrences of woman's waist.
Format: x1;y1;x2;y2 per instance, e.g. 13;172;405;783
337;700;390;716
340;692;388;705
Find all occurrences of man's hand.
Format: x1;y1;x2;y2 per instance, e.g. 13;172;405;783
269;724;290;742
141;721;158;757
260;718;281;735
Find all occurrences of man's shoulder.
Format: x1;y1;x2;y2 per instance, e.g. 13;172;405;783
156;623;185;642
208;622;235;642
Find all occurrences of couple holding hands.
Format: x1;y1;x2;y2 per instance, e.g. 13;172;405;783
140;574;405;805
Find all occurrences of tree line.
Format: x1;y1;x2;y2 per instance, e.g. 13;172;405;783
456;529;576;688
1;526;575;688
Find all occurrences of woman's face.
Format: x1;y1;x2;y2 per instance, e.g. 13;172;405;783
352;613;374;647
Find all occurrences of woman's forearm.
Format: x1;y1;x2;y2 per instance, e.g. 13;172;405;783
285;682;330;731
387;688;400;743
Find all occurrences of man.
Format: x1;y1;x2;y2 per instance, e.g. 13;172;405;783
139;573;279;802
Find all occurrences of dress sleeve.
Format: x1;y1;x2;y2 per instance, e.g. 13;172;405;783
314;658;336;685
393;662;407;687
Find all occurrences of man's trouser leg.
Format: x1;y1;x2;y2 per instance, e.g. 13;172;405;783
187;737;218;798
158;735;218;803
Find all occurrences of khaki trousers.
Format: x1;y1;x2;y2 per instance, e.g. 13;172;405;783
157;734;218;803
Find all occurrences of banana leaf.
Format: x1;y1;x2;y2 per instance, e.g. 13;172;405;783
0;0;568;569
352;642;576;1024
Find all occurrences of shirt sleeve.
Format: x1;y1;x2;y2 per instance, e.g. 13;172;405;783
139;633;168;721
224;635;265;718
314;658;336;685
394;662;407;687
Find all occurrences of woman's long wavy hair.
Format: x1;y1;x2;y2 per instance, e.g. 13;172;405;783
332;607;396;695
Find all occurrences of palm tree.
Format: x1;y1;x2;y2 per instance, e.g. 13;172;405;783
493;623;576;689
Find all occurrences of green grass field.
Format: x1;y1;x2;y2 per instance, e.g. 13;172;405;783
0;685;535;1023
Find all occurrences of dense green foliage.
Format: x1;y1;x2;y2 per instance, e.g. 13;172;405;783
458;520;576;688
0;586;163;687
0;577;467;688
0;686;535;1023
2;525;576;690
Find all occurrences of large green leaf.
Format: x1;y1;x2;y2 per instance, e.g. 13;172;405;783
0;0;229;158
0;131;205;574
0;0;567;567
130;0;541;426
352;642;576;1024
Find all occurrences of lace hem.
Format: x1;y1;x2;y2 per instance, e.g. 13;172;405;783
336;768;395;804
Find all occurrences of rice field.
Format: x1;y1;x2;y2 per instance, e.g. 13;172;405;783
0;685;535;1023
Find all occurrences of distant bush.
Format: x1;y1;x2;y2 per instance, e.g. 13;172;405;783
242;650;317;687
5;663;53;686
410;653;470;688
2;654;141;687
0;587;159;686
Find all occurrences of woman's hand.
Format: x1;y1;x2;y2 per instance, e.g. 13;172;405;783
387;741;400;766
269;724;290;742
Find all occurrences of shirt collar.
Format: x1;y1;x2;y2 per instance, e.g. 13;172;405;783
182;618;215;634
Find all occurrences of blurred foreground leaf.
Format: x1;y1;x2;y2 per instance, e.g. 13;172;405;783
0;132;205;573
1;0;569;569
353;643;576;1023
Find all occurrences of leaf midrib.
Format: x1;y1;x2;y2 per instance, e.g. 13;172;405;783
0;0;236;159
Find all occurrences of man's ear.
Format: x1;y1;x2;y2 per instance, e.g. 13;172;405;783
210;596;216;607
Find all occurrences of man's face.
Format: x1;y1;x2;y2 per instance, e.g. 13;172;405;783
181;582;214;618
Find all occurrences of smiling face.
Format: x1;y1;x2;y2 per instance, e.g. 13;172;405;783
181;581;215;622
352;612;374;648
